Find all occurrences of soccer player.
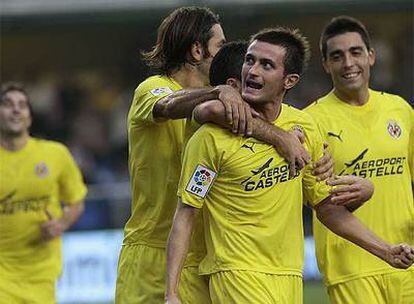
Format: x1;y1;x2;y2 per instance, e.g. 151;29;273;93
165;27;414;304
0;82;87;304
305;16;414;303
116;7;313;304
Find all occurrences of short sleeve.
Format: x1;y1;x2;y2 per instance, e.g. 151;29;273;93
58;145;88;204
178;125;221;208
302;119;331;207
129;77;177;124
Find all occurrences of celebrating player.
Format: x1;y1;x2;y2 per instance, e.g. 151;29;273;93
116;6;312;303
305;16;414;304
0;82;87;304
166;27;414;304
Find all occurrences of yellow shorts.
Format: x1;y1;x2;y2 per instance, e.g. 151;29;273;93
115;244;166;304
179;266;211;304
327;270;414;304
0;277;56;304
209;271;302;304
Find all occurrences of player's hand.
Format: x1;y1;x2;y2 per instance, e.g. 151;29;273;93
217;85;253;136
383;243;414;269
328;175;374;211
312;143;334;181
273;130;311;178
289;127;305;144
40;209;67;241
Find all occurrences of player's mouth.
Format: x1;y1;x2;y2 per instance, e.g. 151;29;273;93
244;79;264;93
9;117;23;123
342;71;361;80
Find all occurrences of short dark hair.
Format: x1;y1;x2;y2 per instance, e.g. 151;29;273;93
209;41;248;86
250;27;311;76
142;6;220;75
0;82;33;114
1;82;29;103
320;16;371;60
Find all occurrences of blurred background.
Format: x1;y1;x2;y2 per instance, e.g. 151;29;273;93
1;0;413;303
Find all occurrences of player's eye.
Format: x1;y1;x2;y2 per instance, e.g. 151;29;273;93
263;62;273;70
245;56;254;65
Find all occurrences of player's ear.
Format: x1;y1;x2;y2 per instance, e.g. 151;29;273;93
284;74;300;90
368;48;375;67
322;58;330;74
190;41;204;62
226;78;242;91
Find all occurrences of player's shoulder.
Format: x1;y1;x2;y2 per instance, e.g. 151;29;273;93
373;89;413;111
135;75;179;96
303;91;336;116
31;137;70;155
195;123;230;138
283;103;318;128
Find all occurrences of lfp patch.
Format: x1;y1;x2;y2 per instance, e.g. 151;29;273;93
186;165;216;198
150;87;173;96
35;162;49;178
387;120;402;139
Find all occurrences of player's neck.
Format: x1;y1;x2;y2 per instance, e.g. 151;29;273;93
333;86;370;106
171;65;207;88
0;132;29;151
253;98;283;123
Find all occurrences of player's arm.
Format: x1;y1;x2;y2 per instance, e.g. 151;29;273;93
153;87;218;120
314;199;414;268
194;99;311;177
165;199;199;303
153;84;252;129
40;200;85;241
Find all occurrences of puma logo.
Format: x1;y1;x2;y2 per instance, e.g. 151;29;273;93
328;130;343;142
242;143;255;153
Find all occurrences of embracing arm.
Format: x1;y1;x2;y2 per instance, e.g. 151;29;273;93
194;99;310;177
153;87;218;120
165;199;199;303
314;199;414;268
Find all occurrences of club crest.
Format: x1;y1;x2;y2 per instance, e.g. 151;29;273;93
387;120;402;139
35;162;49;178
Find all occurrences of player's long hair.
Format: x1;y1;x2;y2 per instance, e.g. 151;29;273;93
320;16;371;60
142;6;220;75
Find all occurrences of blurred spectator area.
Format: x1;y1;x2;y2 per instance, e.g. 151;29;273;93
1;0;413;230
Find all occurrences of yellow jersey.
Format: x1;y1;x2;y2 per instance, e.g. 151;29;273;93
178;104;330;276
124;75;185;247
0;137;87;280
305;89;414;286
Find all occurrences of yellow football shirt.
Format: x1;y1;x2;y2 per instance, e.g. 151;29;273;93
0;137;87;280
305;89;414;286
124;75;185;247
178;104;330;276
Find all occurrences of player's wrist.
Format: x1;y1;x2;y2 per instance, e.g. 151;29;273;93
375;242;392;262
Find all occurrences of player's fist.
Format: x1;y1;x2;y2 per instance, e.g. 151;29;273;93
383;243;414;269
40;210;67;241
